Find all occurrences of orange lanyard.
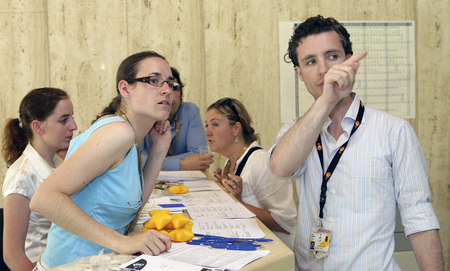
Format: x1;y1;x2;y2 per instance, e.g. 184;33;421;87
315;101;364;224
167;116;180;156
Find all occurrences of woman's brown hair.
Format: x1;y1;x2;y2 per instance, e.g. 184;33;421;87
2;87;69;167
207;97;260;144
93;51;167;123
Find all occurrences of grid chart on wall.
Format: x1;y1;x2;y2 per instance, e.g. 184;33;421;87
278;21;415;123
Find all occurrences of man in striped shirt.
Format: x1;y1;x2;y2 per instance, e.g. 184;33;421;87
269;15;443;271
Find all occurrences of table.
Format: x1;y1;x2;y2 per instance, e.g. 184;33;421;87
127;219;294;271
199;173;295;270
239;219;294;271
49;174;295;270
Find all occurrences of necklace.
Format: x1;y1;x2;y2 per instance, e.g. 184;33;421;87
222;143;250;180
115;109;143;190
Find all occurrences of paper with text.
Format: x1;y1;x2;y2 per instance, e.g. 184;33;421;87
192;218;265;238
182;180;223;191
184;190;236;205
120;254;203;271
186;203;256;220
157;171;207;182
160;242;270;271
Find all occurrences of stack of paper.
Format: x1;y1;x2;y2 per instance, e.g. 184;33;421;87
120;243;270;271
192;219;265;238
137;196;186;224
186;203;256;220
132;176;272;270
157;171;207;182
182;180;223;191
120;254;204;271
184;190;236;205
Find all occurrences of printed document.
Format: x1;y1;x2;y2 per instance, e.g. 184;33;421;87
186;203;256;220
184;190;236;205
157;171;207;182
120;254;203;270
182;180;223;191
192;218;265;238
161;242;270;270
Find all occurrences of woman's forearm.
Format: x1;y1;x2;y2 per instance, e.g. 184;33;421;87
142;142;169;202
3;194;35;270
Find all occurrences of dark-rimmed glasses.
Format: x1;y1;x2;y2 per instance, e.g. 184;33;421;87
218;98;241;124
125;75;181;92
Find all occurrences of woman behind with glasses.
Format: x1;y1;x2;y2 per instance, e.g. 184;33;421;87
205;97;297;249
2;88;77;270
31;51;174;269
140;67;213;171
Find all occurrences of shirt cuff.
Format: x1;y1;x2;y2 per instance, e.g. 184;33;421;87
161;158;181;171
401;202;440;237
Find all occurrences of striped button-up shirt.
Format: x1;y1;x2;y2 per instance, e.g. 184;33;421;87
269;94;439;271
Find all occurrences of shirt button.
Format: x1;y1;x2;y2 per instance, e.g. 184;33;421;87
332;189;336;194
329;218;334;223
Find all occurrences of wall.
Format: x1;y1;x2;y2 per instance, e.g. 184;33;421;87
1;0;448;267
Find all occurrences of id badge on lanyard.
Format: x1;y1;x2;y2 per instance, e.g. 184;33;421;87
310;101;364;259
310;219;331;259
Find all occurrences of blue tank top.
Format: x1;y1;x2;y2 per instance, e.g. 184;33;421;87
42;116;142;267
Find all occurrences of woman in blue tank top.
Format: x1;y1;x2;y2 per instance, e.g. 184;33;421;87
30;51;175;268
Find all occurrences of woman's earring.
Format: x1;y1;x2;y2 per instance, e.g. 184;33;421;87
234;136;239;143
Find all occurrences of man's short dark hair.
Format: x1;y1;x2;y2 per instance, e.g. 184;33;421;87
171;67;184;98
288;15;353;67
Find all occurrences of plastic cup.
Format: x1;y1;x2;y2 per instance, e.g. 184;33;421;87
199;146;209;154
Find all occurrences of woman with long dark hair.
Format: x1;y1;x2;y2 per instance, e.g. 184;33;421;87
31;51;174;268
2;88;77;270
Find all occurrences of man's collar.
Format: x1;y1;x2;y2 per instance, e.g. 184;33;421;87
344;93;364;123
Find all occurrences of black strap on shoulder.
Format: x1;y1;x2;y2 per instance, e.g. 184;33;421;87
235;147;262;176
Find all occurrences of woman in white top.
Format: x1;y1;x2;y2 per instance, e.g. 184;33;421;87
204;97;297;249
2;88;77;270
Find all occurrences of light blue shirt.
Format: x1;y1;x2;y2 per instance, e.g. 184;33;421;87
268;93;439;271
140;102;207;170
42;116;142;268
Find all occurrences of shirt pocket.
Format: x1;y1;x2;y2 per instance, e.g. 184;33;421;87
345;163;394;215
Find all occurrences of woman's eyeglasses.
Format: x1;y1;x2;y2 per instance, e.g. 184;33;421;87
218;98;241;123
125;75;181;92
